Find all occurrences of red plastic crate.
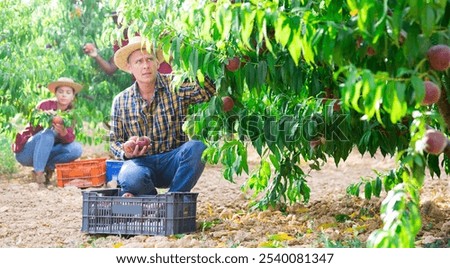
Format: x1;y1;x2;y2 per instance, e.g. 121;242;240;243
56;158;107;188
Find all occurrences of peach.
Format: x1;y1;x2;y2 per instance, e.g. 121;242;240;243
222;96;234;112
422;81;441;105
128;136;139;142
52;116;64;125
137;136;151;149
427;45;450;71
123;140;137;154
423;129;448;155
226;57;240;72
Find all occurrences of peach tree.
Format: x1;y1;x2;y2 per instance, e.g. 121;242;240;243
1;0;449;247
118;0;450;247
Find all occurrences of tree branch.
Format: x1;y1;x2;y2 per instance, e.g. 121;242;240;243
436;75;450;158
437;79;450;132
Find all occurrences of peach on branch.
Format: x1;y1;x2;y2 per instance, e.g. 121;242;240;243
423;129;448;155
225;57;241;72
427;45;450;71
222;96;234;112
421;81;441;105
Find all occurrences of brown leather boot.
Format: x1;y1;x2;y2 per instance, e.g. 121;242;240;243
44;168;54;185
32;171;46;187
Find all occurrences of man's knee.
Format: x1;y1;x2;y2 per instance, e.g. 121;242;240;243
185;140;206;156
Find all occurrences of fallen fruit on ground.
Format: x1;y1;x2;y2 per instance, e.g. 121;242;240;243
422;81;441;105
427;44;450;71
423;129;448;155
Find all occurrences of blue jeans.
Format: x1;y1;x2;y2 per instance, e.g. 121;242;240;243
117;140;206;195
15;128;83;172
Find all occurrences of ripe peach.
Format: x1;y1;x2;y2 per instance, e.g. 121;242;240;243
422;81;441;105
427;45;450;71
366;46;376;56
52;116;64;125
222;96;234;112
333;101;341;112
136;136;151;149
423;129;448;155
226;57;240;72
128;136;139;142
123;140;137;154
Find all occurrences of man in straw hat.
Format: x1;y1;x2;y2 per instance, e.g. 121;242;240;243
13;77;83;187
109;36;215;197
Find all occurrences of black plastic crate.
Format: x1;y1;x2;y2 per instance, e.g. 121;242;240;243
81;189;198;236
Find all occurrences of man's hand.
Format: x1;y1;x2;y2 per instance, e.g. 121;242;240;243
123;139;148;159
83;43;98;58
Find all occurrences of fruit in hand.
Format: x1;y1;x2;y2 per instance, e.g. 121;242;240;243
423;129;448;155
83;43;98;57
136;136;151;149
222;96;234;112
128;136;139;142
52;116;64;125
427;45;450;71
225;57;241;72
422;81;441;105
123;140;137;154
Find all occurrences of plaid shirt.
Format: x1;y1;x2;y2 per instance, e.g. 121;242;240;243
109;73;215;159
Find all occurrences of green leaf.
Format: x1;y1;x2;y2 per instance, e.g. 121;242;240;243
275;13;291;47
287;17;302;65
411;75;424;104
216;5;232;41
269;154;280;170
372;177;382;197
364;181;372;200
240;6;256;49
420;6;435;37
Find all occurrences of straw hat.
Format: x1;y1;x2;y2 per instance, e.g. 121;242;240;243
114;36;152;73
47;77;83;94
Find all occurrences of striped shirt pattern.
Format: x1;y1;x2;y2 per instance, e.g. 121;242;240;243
109;73;215;159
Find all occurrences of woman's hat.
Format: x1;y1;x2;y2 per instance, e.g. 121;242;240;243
47;77;83;94
114;36;152;73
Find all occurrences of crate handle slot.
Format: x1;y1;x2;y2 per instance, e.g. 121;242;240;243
112;204;143;216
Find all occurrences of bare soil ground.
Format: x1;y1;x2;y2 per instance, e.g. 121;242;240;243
0;144;448;248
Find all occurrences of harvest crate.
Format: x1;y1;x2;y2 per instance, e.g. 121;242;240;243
56;158;107;188
81;189;198;236
106;160;124;182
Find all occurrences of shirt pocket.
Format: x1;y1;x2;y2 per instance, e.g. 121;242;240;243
127;114;144;135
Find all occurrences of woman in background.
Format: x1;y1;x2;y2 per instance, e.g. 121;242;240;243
13;77;83;187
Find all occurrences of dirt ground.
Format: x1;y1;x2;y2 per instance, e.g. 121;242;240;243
0;143;448;248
